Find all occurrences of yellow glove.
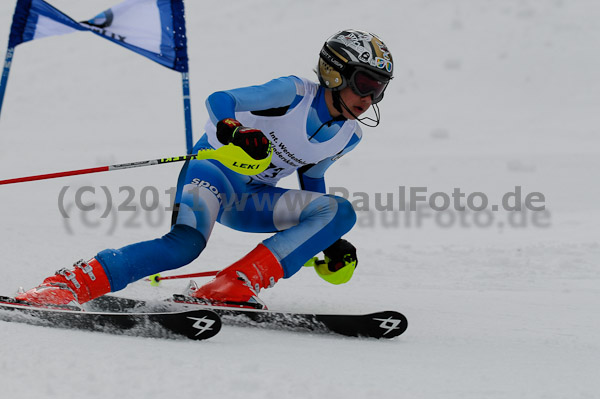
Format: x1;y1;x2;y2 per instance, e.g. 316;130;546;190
304;239;357;285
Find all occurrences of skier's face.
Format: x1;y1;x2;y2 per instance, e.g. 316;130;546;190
339;86;372;119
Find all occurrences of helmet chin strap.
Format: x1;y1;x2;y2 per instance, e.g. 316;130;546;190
332;91;381;128
332;90;345;114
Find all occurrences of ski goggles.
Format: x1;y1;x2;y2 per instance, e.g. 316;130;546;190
346;68;390;103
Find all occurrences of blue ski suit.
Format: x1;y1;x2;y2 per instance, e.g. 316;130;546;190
96;76;361;291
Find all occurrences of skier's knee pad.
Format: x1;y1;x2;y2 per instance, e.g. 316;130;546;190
329;195;357;235
300;194;356;236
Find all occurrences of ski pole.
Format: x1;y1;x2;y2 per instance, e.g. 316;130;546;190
0;143;272;185
146;270;218;286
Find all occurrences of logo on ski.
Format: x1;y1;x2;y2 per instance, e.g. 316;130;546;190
187;316;217;336
373;316;403;336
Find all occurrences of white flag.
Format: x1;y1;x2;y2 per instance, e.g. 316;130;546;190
8;0;188;71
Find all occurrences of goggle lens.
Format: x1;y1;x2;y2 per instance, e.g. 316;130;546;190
351;70;389;101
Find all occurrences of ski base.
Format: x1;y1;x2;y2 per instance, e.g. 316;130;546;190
87;295;408;339
0;296;221;341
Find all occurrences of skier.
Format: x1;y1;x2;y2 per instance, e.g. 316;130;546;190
17;29;394;309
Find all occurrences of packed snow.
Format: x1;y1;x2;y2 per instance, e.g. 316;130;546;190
1;1;599;398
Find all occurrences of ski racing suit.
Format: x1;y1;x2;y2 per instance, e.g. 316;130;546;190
95;76;362;291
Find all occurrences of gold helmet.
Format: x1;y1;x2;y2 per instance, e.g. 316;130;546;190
318;29;393;104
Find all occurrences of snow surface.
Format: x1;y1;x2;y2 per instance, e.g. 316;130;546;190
1;0;599;398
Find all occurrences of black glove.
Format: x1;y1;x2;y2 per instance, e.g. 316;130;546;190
216;118;270;160
323;239;358;272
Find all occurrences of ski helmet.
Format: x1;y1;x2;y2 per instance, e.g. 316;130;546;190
318;29;393;104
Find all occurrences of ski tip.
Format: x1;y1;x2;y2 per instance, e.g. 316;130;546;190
367;310;408;339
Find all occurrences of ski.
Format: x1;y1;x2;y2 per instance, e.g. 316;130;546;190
87;295;408;339
0;296;221;341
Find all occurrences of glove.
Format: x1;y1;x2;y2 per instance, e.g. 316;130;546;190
323;238;358;271
216;118;271;160
304;239;357;285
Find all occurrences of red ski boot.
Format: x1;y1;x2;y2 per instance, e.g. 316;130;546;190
16;258;111;308
188;244;284;309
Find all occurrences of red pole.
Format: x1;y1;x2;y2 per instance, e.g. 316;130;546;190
0;144;273;186
146;270;218;283
0;166;108;185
